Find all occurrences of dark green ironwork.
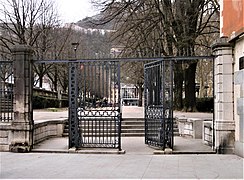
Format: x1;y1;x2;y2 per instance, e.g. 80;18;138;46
144;60;174;150
0;61;13;122
69;60;121;150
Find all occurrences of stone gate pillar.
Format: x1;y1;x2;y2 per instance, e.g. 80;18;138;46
9;45;34;152
212;37;235;154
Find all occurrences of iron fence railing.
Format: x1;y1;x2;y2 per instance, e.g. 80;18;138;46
0;61;14;122
144;60;174;150
69;60;121;150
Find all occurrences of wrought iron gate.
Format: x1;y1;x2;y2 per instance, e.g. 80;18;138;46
0;60;13;122
144;60;174;150
69;60;121;150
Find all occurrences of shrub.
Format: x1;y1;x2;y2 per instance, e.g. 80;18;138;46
33;96;68;109
196;97;214;112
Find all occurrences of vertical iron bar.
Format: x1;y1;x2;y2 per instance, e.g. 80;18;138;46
170;59;174;149
144;65;148;144
68;62;80;148
98;63;101;144
102;63;105;144
117;61;121;150
162;60;165;149
83;63;87;145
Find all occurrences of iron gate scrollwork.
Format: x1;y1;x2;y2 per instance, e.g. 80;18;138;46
144;60;173;150
69;60;121;150
0;60;13;122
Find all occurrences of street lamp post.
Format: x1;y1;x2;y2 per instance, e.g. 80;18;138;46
71;42;79;59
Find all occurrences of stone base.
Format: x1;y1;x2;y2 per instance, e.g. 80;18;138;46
234;141;244;157
216;146;234;154
9;142;32;153
153;148;173;154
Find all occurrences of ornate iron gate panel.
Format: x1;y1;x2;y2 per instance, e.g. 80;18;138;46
144;60;173;150
0;61;13;122
69;60;121;150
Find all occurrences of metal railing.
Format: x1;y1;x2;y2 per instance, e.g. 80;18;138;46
69;60;121;150
144;60;174;150
0;61;14;122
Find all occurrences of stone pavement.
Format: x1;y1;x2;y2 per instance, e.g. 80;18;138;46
32;106;215;154
1;107;243;179
0;151;243;179
33;137;214;154
33;106;213;121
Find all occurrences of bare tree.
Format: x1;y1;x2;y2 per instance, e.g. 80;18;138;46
93;0;219;111
0;0;61;88
0;0;59;51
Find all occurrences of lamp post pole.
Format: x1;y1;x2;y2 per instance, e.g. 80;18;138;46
71;42;79;59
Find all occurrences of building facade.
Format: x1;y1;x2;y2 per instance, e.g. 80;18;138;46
213;0;244;157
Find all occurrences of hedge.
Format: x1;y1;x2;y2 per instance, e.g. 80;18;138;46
196;97;214;112
33;96;68;109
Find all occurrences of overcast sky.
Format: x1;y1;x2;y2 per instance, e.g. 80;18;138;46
57;0;99;23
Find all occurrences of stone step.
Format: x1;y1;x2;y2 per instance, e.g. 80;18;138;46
122;133;144;137
63;118;179;137
122;119;144;125
121;129;145;133
122;124;144;129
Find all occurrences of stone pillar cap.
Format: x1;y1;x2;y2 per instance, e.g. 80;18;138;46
11;45;33;53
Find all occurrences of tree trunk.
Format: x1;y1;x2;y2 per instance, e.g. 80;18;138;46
39;74;43;88
174;62;183;110
53;65;58;91
184;61;198;112
137;84;143;107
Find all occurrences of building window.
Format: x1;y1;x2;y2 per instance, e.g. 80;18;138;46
240;56;244;70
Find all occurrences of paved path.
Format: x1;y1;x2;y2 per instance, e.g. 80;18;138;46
1;152;243;179
1;108;242;179
33;106;213;121
33;137;214;154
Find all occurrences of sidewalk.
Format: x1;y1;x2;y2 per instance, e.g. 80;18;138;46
1;107;243;179
33;106;213;120
32;107;215;153
1;151;243;179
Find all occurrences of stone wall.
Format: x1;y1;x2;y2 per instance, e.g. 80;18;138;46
212;37;235;154
233;36;244;157
33;120;66;145
0;120;67;151
0;123;12;151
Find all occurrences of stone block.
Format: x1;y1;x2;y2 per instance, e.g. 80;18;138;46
47;124;56;132
0;145;10;151
223;108;234;121
0;137;9;144
216;92;233;103
215;56;223;65
216;76;233;92
57;124;64;135
164;148;173;154
234;69;244;85
216;63;233;74
202;121;213;145
178;118;204;139
214;54;232;65
215;121;235;131
215;130;235;154
216;102;234;112
215;110;234;121
9;142;31;153
177;117;187;136
237;98;244;115
191;118;204;139
235;141;244;157
215;110;223;120
0;130;8;137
